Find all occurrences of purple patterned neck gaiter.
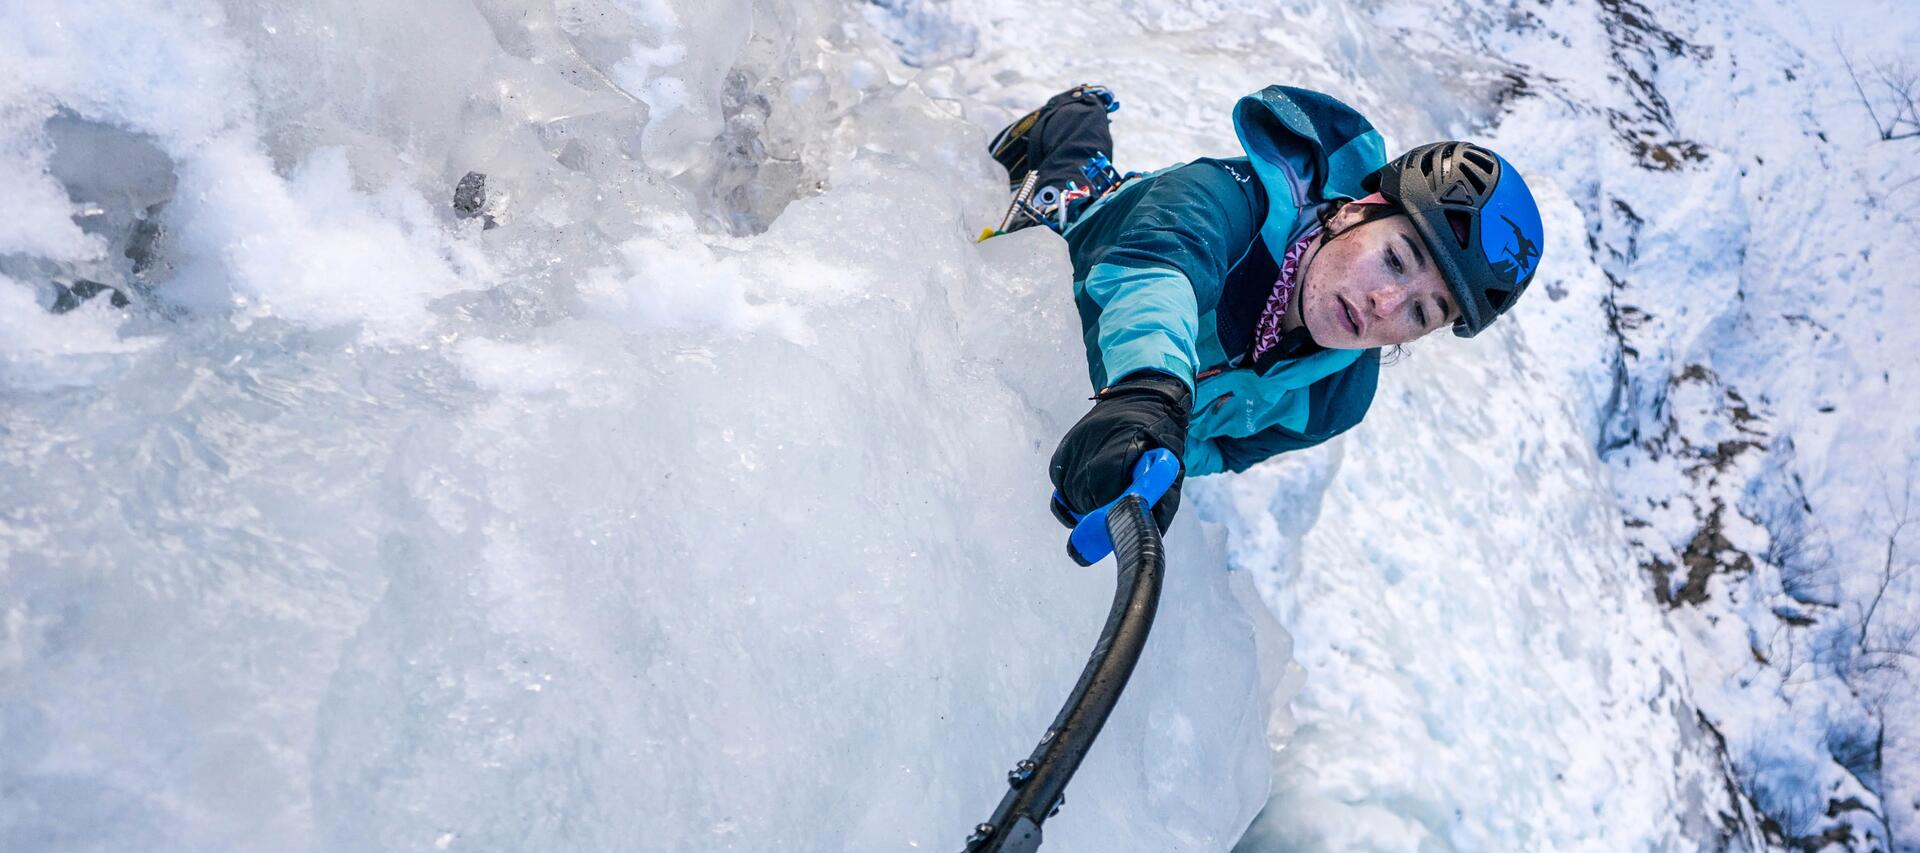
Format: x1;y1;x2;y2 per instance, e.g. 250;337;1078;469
1250;226;1322;363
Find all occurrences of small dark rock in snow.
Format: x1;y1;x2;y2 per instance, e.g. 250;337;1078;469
125;203;166;275
453;171;496;229
50;279;130;314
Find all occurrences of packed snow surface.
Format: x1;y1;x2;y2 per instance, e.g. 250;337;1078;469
5;0;1919;851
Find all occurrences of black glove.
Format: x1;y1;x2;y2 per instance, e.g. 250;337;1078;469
1048;371;1190;534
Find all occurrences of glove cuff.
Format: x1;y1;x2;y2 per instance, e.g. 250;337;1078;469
1098;371;1192;413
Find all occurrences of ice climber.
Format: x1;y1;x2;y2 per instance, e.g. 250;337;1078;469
984;84;1545;533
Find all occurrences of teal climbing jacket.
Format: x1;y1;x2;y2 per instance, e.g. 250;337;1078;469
1062;85;1389;476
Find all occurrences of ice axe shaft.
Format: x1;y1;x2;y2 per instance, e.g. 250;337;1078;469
964;450;1174;852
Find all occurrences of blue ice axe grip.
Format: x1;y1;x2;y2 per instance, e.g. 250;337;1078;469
1056;448;1179;566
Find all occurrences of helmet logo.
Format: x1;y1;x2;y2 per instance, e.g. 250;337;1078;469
1489;215;1542;287
1477;152;1544;293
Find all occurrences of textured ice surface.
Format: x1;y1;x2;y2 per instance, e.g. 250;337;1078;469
0;1;1282;850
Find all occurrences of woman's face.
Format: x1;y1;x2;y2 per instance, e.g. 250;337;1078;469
1295;205;1460;349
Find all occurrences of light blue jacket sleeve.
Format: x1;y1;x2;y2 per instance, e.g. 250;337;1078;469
1064;161;1264;394
1074;263;1201;390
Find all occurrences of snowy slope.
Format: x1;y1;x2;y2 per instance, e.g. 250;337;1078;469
3;0;1917;851
1480;1;1920;847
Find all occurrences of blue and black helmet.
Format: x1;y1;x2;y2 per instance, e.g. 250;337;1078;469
1364;142;1544;337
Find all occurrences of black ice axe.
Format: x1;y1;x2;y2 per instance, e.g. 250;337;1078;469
963;449;1179;852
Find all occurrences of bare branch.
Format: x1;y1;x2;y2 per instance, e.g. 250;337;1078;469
1856;493;1911;648
1885;170;1920;196
1838;40;1920;141
1878;60;1920;134
1839;39;1891;138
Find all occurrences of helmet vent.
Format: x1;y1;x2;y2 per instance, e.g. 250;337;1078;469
1444;209;1474;249
1419;147;1444;178
1485;287;1514;310
1462;170;1487;194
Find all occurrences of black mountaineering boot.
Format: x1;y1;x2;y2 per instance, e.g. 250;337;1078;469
987;84;1118;191
988;105;1044;191
983;85;1122;237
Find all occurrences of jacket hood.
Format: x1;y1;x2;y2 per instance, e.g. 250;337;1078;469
1231;86;1389;251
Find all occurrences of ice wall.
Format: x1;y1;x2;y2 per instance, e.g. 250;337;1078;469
0;1;1285;850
